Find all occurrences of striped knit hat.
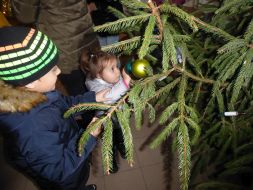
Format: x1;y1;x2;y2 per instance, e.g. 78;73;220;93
0;26;59;86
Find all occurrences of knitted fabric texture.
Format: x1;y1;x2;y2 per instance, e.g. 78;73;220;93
0;26;59;86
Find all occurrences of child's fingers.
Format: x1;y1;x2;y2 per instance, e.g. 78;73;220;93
96;88;110;96
90;117;98;123
95;88;112;102
101;88;111;94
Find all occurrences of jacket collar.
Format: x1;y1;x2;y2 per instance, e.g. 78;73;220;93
0;80;47;113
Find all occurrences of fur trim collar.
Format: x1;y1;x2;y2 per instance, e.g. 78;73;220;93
0;80;47;113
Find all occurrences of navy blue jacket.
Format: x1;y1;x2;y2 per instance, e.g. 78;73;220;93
0;90;97;190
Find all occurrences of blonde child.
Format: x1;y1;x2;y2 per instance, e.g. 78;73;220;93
81;51;131;173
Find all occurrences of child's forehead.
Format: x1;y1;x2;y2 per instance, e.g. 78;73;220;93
104;57;117;66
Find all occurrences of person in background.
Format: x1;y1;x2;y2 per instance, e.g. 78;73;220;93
0;26;109;190
11;0;100;96
81;50;131;173
87;0;123;46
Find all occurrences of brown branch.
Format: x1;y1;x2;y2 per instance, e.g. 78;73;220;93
107;93;129;118
173;65;215;84
148;0;164;39
192;17;219;33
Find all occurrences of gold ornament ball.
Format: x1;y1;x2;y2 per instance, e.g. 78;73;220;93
132;59;151;78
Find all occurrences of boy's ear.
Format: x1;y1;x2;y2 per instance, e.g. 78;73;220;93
25;80;38;89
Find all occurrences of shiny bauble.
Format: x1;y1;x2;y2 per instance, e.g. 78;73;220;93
131;59;151;78
125;60;133;75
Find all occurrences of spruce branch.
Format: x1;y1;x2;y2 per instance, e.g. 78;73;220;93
147;103;156;123
132;68;175;88
185;117;200;145
102;119;113;175
178;75;187;117
185;105;199;122
138;77;180;109
173;34;192;43
116;108;134;166
159;4;198;32
201;121;221;141
107;6;126;19
77;94;132;168
101;36;141;54
64;103;112;118
134;105;144;130
119;0;149;10
107;93;130;119
218;39;247;54
216;136;232;162
230;59;253;105
173;65;215;84
94;14;151;33
141;82;156;100
235;142;253;155
219;167;253;178
192;17;235;41
183;45;203;77
101;35;160;54
159;102;178;124
138;15;156;59
225;153;253;168
163;24;177;69
150;117;179;149
177;123;191;190
213;52;238;72
188;82;202;107
214;85;225;113
244;18;253;42
78;117;107;155
215;0;251;15
150;77;180;100
218;52;246;82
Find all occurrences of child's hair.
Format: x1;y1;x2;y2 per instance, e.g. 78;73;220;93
80;50;117;79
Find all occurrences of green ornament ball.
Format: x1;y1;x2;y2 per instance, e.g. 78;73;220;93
131;59;151;78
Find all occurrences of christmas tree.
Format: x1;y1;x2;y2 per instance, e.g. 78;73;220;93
65;0;253;189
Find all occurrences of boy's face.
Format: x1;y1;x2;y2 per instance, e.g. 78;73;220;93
98;58;120;84
27;66;61;93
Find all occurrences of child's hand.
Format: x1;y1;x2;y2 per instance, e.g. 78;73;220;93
89;117;102;137
122;69;131;85
95;88;111;102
